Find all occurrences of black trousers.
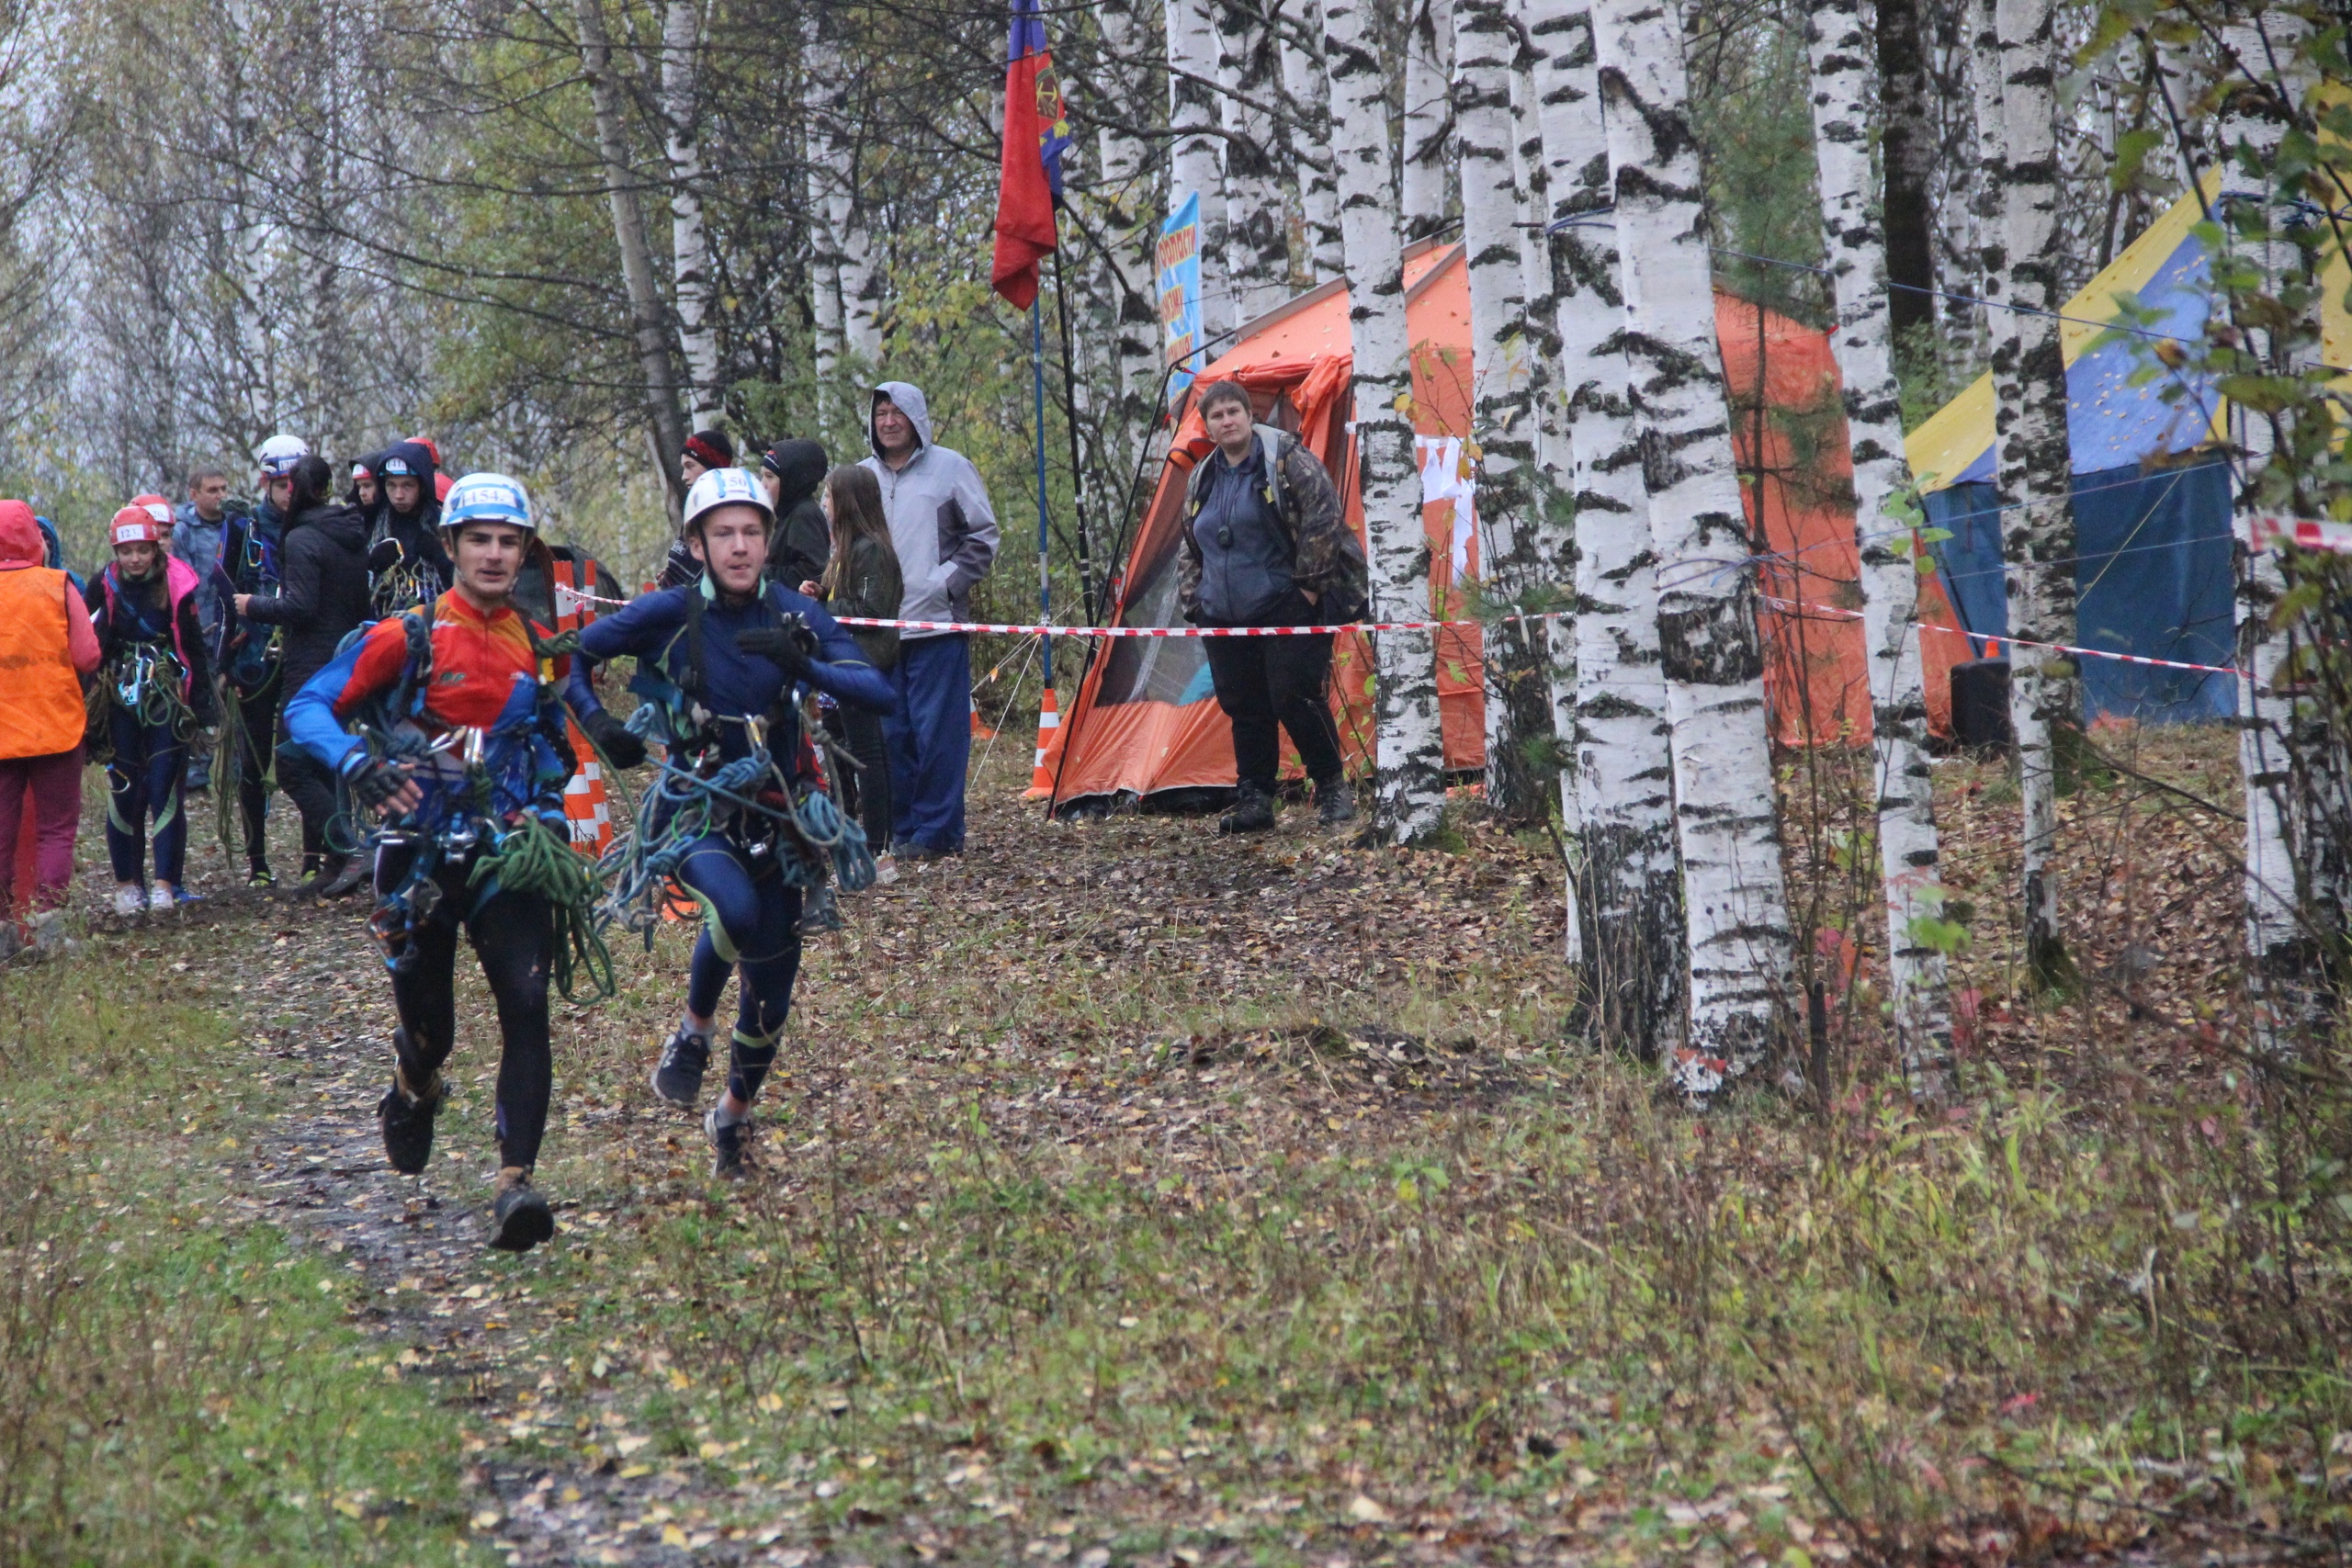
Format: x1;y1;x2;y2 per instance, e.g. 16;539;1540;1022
376;843;556;1171
825;704;893;854
1201;591;1343;794
229;672;281;869
277;715;342;862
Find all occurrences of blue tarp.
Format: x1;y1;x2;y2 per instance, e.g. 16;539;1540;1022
1922;457;2237;724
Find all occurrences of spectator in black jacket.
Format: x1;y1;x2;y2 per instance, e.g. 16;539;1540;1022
760;439;831;591
237;453;373;896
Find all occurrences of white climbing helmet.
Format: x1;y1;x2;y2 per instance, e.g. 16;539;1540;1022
441;471;536;532
255;434;310;478
682;465;773;534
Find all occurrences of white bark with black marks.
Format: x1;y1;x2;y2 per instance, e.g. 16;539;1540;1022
1216;0;1291;322
1527;0;1684;1058
1090;0;1168;434
1590;0;1795;1092
1994;0;2075;990
1277;0;1346;282
1969;0;2006;364
1167;0;1231;336
1402;0;1456;238
802;9;846;425
1454;0;1555;821
1804;0;1954;1097
661;0;720;428
1324;0;1447;840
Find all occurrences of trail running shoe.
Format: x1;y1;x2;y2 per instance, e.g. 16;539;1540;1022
113;886;146;918
248;864;277;889
1219;784;1275;835
489;1171;556;1253
650;1025;710;1108
148;885;177;914
1315;778;1358;827
377;1053;444;1175
322;858;370;899
705;1108;749;1180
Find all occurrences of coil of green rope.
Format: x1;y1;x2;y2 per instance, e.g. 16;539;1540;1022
469;817;616;1001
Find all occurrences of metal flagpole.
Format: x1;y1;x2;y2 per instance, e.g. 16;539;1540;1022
1032;296;1051;688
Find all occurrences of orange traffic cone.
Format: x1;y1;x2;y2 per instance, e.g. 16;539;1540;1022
1023;686;1064;799
970;693;998;740
560;717;615;858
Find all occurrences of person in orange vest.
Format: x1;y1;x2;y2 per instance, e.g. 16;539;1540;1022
0;501;102;952
87;503;217;916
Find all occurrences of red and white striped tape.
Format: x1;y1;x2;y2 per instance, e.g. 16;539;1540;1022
1763;596;2244;677
2246;513;2352;556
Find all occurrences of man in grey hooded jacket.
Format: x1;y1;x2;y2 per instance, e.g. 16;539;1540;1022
859;381;999;856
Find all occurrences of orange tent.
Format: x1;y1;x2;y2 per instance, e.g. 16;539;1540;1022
1050;268;1882;812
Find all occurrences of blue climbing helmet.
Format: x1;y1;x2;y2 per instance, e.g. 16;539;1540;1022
441;471;536;534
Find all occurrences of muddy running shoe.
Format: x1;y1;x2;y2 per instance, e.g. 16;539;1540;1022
113;885;147;918
377;1051;444;1175
1314;777;1358;827
321;857;370;899
650;1025;711;1107
705;1108;749;1180
148;885;178;914
1218;784;1275;835
248;863;277;889
489;1168;555;1253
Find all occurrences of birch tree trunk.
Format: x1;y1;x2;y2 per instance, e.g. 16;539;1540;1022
1874;0;1938;344
1994;0;2076;991
1216;0;1292;321
1167;0;1231;336
1591;0;1795;1092
1805;0;1954;1098
1325;0;1446;840
1091;0;1169;436
1277;0;1346;282
1453;0;1554;821
1969;0;2006;362
838;195;884;367
802;10;844;425
1401;0;1456;239
574;0;685;515
661;0;720;428
1528;0;1685;1058
2216;17;2318;1056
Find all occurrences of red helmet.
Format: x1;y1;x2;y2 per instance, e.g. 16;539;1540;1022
110;505;164;547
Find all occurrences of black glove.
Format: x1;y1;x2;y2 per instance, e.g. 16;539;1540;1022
581;706;647;769
367;536;405;573
733;626;816;684
344;754;415;810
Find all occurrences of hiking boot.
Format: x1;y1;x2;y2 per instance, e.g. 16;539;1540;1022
650;1025;711;1107
1314;777;1358;827
705;1108;749;1180
797;882;844;936
1219;783;1275;834
377;1054;444;1175
322;857;370;899
489;1168;556;1253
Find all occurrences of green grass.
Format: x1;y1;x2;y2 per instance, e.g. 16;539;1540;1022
0;953;475;1567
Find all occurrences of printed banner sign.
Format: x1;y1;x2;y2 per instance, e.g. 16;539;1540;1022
1157;193;1204;400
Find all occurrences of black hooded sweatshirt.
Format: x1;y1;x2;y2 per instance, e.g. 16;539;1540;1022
367;439;451;615
763;439;831;590
243;456;375;700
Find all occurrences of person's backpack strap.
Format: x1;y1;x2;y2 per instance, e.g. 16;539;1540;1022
682;574;709;699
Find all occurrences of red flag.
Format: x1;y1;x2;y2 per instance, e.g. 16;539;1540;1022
990;0;1069;310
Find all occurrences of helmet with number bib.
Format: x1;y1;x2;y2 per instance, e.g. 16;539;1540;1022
440;471;536;534
681;465;773;536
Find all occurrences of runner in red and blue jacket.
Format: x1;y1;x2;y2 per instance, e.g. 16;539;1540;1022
285;471;577;1253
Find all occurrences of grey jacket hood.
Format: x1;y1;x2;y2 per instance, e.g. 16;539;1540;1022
870;381;934;461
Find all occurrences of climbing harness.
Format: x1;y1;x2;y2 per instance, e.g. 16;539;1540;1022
595;593;875;950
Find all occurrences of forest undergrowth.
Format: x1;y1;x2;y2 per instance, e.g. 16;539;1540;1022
2;731;2346;1566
